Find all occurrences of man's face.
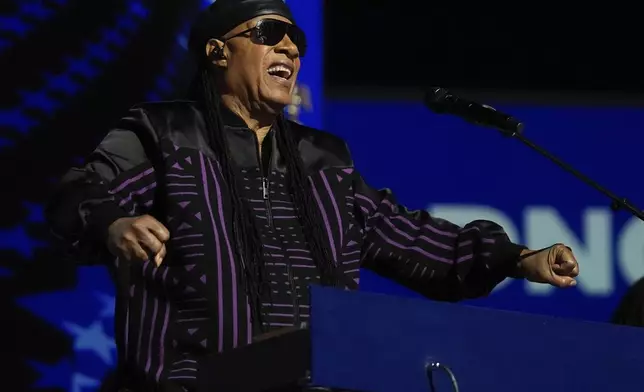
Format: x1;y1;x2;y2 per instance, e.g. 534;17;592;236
213;15;301;113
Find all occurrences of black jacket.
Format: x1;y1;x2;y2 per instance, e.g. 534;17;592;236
45;100;525;391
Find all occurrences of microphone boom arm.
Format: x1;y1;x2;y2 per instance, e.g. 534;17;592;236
501;129;644;222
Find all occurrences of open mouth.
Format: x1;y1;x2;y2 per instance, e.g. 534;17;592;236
267;62;294;81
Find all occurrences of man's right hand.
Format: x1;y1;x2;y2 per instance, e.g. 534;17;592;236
107;215;170;266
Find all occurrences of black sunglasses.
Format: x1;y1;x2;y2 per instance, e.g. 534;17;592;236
225;19;307;57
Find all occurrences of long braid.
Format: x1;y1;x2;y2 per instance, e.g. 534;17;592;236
275;115;338;285
196;64;268;329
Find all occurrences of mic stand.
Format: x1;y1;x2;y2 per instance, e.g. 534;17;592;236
497;128;644;222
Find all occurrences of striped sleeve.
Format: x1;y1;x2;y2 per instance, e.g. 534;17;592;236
45;107;158;265
353;176;526;301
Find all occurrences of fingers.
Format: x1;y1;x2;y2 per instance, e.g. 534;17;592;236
143;216;170;242
549;273;577;288
552;259;578;276
550;244;579;287
555;245;579;276
154;244;167;267
572;263;579;277
132;221;164;255
110;215;170;265
121;231;150;262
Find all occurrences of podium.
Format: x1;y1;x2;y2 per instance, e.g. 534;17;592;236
200;286;644;391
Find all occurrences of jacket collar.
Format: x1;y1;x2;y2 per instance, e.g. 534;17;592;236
216;104;278;173
219;104;251;129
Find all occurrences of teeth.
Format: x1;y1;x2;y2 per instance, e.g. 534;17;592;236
267;65;292;79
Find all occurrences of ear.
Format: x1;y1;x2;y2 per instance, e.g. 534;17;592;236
205;39;227;68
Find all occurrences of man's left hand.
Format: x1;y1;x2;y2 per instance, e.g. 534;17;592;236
517;244;579;288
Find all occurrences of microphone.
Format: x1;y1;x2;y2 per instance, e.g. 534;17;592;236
424;87;524;135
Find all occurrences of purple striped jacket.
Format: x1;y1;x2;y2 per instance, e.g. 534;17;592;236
46;101;525;391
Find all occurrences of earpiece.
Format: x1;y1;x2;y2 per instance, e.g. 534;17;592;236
209;46;224;60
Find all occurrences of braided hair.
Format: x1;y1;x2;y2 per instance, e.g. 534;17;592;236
191;61;338;329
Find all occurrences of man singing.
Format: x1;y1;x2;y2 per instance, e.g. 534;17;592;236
46;0;579;390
